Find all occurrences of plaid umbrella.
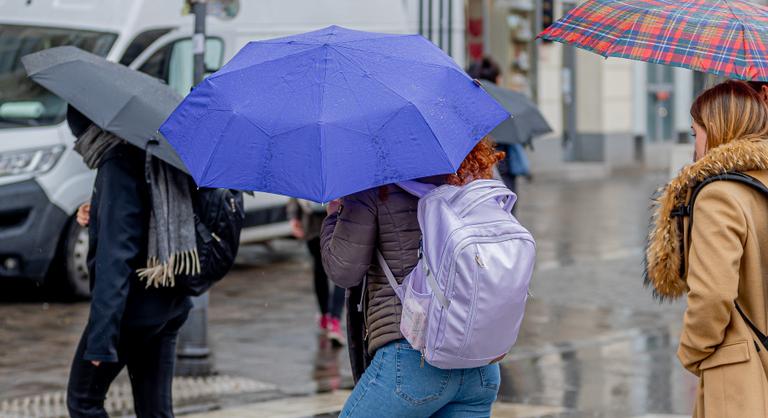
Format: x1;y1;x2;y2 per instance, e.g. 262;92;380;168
539;0;768;81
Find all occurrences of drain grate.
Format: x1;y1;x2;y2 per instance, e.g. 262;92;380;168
0;376;276;418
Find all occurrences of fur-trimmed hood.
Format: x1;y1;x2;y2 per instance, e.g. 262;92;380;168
645;138;768;299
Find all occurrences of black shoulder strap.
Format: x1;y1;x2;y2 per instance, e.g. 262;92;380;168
685;172;768;349
688;172;768;208
736;302;768;350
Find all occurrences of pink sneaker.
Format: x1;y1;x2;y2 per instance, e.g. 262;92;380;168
327;317;346;347
318;314;331;335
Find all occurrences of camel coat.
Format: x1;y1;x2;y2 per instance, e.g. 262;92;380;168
646;139;768;418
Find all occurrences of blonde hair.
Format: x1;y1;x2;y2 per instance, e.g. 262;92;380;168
690;80;768;151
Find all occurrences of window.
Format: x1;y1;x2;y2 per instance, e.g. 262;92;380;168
138;38;224;97
119;28;173;66
0;24;116;127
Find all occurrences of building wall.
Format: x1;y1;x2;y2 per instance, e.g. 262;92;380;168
474;0;766;176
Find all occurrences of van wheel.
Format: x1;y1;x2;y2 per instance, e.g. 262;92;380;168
62;219;91;299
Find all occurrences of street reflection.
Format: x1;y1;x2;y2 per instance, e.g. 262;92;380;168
313;335;345;393
500;302;698;417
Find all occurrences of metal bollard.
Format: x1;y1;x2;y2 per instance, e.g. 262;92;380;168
176;292;212;376
176;0;212;377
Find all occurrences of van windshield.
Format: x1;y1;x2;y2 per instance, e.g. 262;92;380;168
0;24;116;128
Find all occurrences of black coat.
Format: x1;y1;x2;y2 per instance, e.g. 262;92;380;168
84;144;191;363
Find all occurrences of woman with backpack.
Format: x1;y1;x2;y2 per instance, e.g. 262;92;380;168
646;80;768;418
321;138;508;417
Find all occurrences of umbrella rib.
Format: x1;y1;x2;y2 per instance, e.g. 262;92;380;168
334;43;465;75
330;51;376;137
723;0;760;78
409;104;456;172
334;33;417;45
319;46;330;202
210;45;326;80
101;93;138;140
328;50;483;171
198;110;238;185
329;47;415;110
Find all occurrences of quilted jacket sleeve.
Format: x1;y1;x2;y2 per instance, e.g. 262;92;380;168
320;190;378;289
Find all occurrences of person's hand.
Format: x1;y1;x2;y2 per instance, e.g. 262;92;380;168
91;361;101;367
326;199;342;216
76;203;91;227
290;219;305;239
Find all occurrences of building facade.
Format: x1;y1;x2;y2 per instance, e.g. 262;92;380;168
465;0;768;175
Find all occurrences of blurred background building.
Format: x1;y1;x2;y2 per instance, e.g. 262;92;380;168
460;0;768;176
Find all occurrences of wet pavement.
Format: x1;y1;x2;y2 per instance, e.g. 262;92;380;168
0;169;697;417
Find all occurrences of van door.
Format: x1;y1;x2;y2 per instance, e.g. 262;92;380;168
132;36;224;96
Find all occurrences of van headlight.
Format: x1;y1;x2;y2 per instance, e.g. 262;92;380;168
0;145;65;177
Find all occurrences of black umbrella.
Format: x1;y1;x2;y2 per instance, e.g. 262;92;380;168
480;80;552;145
22;46;187;173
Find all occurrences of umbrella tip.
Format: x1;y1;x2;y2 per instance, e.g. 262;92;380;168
472;78;482;87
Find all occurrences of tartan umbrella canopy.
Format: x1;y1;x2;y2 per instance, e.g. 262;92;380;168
539;0;768;81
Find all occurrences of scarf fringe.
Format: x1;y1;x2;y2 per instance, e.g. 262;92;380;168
137;249;201;288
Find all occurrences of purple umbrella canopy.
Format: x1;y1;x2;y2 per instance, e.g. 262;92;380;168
160;25;509;202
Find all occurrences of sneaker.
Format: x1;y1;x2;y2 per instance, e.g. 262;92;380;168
318;314;331;335
327;317;346;347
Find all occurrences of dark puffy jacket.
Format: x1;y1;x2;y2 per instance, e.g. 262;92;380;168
321;184;422;365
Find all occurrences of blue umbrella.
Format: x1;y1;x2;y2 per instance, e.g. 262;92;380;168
160;25;509;202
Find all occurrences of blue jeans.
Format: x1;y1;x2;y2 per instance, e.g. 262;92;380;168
340;340;501;417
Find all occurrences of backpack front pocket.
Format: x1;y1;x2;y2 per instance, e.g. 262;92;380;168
400;265;432;350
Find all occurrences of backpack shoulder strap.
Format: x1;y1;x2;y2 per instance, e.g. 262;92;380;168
687;172;768;211
376;249;405;301
375;249;451;308
736;302;768;350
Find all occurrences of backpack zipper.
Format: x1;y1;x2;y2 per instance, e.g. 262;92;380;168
475;254;486;268
429;220;513;280
431;232;535;354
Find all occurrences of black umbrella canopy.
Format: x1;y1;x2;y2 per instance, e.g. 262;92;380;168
22;46;188;173
480;80;552;145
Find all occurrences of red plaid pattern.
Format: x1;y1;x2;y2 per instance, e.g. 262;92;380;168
539;0;768;81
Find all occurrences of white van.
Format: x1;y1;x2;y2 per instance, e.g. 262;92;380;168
0;0;463;297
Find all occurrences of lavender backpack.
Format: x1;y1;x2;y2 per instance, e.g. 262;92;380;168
377;179;535;369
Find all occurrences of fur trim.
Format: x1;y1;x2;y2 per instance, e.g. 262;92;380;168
645;138;768;299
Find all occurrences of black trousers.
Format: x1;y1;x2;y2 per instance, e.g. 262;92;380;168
307;237;345;319
67;312;187;418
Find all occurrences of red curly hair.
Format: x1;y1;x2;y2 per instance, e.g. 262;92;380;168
446;137;505;186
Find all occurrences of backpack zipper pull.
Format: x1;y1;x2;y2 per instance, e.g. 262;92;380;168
363;328;369;341
475;254;486;268
420;352;425;368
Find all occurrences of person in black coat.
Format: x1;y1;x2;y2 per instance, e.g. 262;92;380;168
66;140;192;418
